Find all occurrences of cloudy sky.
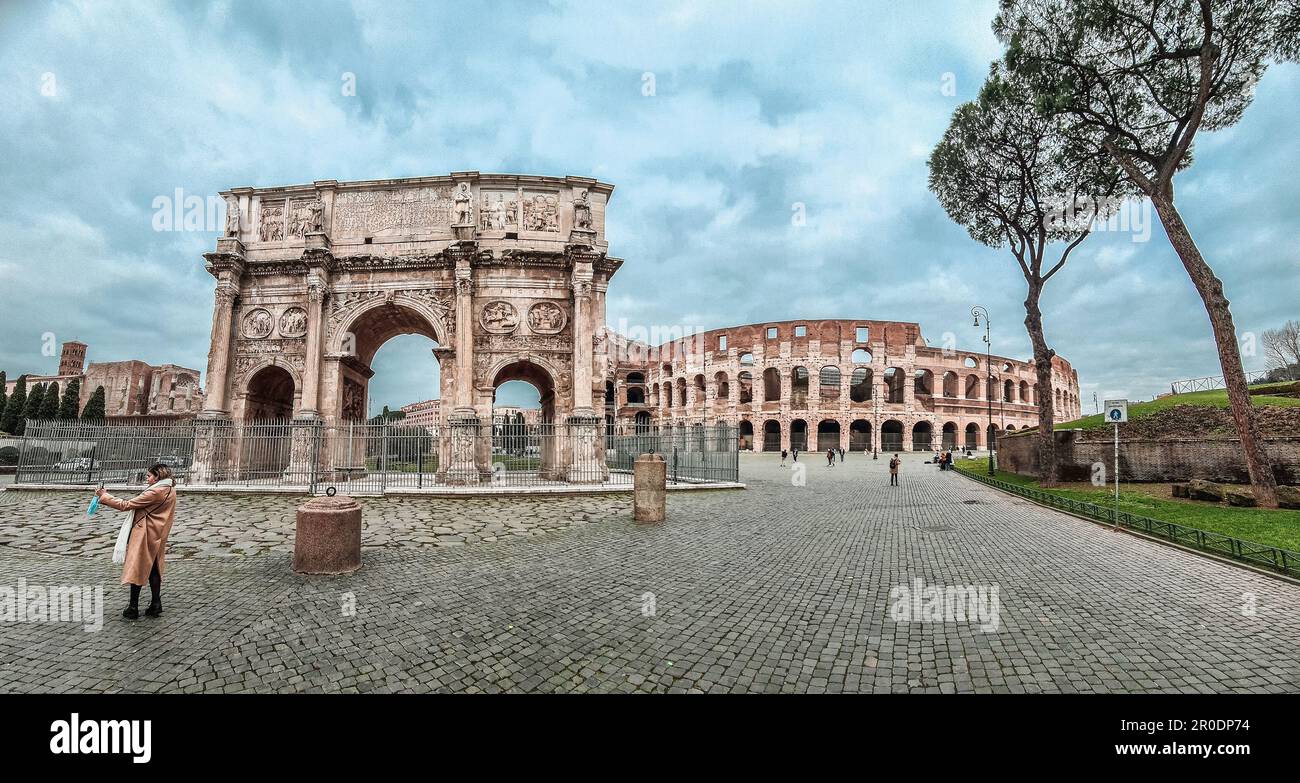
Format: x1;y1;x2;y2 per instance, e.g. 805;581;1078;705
1;0;1296;414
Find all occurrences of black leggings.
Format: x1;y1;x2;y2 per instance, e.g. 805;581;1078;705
129;559;162;605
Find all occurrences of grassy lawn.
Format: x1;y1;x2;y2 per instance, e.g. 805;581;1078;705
1057;384;1300;431
955;458;1300;552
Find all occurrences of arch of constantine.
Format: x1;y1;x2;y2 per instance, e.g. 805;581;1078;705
197;172;617;484
194;171;1078;486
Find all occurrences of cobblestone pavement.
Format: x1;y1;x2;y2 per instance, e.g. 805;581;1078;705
0;490;628;558
2;453;1299;693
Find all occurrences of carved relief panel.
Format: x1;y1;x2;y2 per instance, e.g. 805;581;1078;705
480;301;519;334
331;186;454;238
527;301;567;334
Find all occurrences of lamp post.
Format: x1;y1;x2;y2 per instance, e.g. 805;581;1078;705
972;305;994;476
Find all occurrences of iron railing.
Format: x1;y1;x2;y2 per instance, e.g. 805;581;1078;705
16;419;739;493
1169;370;1272;395
956;467;1300;579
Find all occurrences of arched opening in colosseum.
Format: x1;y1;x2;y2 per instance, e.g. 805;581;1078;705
1004;378;1016;402
942;421;958;450
740;352;755;367
881;419;904;452
987;424;1001;450
851;348;872;364
244;365;295;423
714;372;729;404
965;422;980;450
820;366;840;400
626;385;645;405
849;368;872;402
790;419;808;451
1032;383;1039;404
663;381;673;409
738;420;754;450
762;368;781;402
1002;362;1013;372
884;368;905;403
913;369;933;396
986;376;998;401
942;371;958;398
816;420;840;451
634;411;652;433
912;421;933;451
738;372;753;404
676;378;687;407
849;419;872;451
965;373;980;399
791;367;809;407
964;356;978;369
762;419;781;451
693;374;706;404
1020;380;1030;403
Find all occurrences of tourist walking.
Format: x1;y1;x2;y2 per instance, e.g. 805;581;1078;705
781;449;788;466
792;448;798;462
96;463;178;620
826;447;835;467
889;454;900;486
838;447;845;463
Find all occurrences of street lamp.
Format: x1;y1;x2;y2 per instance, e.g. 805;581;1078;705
972;305;994;476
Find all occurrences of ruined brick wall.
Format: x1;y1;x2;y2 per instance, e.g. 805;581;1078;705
999;430;1300;484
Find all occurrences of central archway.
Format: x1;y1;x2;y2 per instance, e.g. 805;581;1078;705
328;301;446;424
487;360;560;480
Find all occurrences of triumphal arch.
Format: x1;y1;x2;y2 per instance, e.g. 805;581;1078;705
197;172;620;483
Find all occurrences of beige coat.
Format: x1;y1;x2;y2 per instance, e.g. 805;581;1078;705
100;482;177;586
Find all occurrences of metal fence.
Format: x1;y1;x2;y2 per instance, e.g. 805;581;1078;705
1169;370;1273;395
15;419;738;493
956;467;1300;579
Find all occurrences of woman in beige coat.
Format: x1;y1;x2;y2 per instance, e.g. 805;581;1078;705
96;463;178;619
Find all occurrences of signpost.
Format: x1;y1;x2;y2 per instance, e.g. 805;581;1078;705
1103;399;1128;529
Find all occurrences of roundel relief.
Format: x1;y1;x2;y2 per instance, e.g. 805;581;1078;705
527;301;566;334
243;308;273;339
278;306;308;337
480;301;519;334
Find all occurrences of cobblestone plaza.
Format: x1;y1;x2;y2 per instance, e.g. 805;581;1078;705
2;454;1297;694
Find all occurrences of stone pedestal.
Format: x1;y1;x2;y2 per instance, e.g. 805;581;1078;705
286;416;322;484
189;416;233;485
445;409;481;484
567;411;608;483
293;495;362;574
634;453;666;523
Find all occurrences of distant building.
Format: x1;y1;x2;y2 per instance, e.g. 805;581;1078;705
3;341;204;419
397;398;543;430
399;398;440;428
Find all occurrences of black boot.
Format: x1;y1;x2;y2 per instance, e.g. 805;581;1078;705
123;585;140;619
145;597;162;617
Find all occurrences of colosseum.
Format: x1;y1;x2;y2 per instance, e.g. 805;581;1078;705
603;319;1080;454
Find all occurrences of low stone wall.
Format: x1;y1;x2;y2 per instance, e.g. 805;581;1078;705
999;430;1300;484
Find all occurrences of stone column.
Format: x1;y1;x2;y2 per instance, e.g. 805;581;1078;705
445;254;480;484
297;237;332;419
199;247;244;417
566;250;607;482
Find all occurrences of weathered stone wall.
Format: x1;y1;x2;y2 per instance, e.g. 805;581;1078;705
999;430;1300;485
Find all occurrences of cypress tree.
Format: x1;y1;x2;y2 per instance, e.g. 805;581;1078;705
81;385;107;421
0;371;7;423
17;382;45;436
58;378;82;420
1;376;25;434
38;381;60;420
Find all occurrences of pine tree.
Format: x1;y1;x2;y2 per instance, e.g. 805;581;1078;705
81;385;107;421
38;381;60;420
0;371;7;424
1;376;25;434
58;378;82;420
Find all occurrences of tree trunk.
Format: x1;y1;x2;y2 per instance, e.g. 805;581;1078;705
1024;280;1059;486
1149;194;1279;508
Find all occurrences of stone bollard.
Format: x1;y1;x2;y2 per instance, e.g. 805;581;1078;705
634;453;667;523
293;495;362;574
